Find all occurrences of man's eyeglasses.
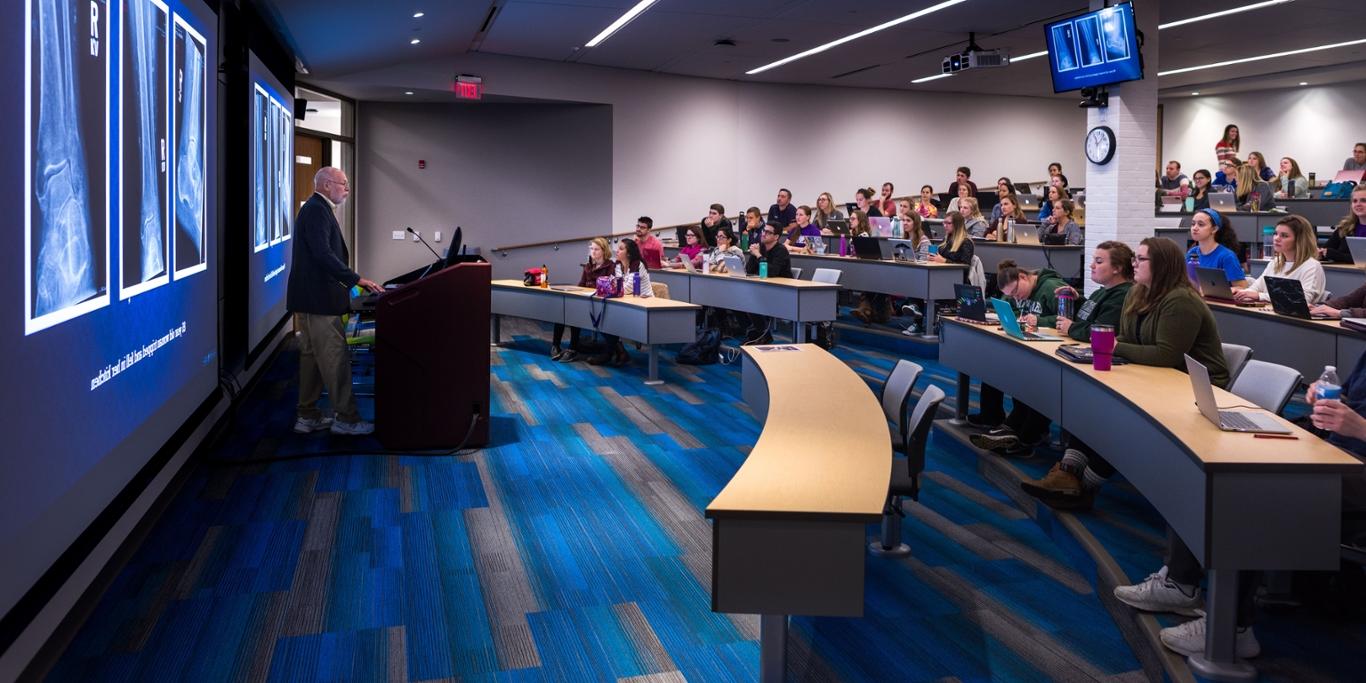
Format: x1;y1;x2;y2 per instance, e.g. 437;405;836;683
762;228;779;236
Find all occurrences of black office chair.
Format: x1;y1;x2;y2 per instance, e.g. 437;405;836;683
870;384;946;558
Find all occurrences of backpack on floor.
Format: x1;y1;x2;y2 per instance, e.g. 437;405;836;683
813;321;837;350
677;328;721;365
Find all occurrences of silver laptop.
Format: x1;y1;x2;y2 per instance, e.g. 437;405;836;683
868;216;893;237
1185;354;1291;434
1195;267;1237;302
680;254;697;272
1014;226;1041;245
1159;195;1184;213
720;254;745;275
1208;192;1237;211
1017;194;1042;211
1346;236;1366;265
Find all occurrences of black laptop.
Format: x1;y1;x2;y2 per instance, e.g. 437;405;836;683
954;284;996;324
852;236;885;260
1265;276;1331;319
824;218;850;235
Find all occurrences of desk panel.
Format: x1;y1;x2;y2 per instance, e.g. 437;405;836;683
973;242;1084;280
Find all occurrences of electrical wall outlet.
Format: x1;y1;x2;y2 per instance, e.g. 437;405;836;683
411;231;420;242
435;231;442;242
391;230;404;240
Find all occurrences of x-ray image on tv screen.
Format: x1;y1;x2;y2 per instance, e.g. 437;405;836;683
247;52;293;354
2;0;219;622
1045;3;1142;93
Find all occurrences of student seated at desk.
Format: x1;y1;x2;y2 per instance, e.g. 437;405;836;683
552;237;616;362
960;197;989;238
1344;142;1366;172
1274;157;1309;199
1245;151;1275;183
783;205;821;251
1048;162;1069;190
740;206;765;247
812;192;844;231
1234;164;1275;212
966;260;1070;438
1213;159;1239;192
987;179;1012;226
1040;199;1083;245
1038;184;1069;222
589;239;654;366
1319;185;1366;264
740;224;793;345
1189;169;1213;211
896;200;932;260
668;225;707;269
1232;215;1325;304
704;225;744;273
972;243;1136;456
767;188;797;233
929;213;974;271
1186;209;1248;288
634;217;664;269
946;166;978;198
1306;351;1366;544
986;194;1026;240
1022;237;1231;511
914;185;940;219
682;203;729;247
945;182;971;217
854;187;883;218
877;182;898;218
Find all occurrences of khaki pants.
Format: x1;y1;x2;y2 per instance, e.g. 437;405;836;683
297;313;360;423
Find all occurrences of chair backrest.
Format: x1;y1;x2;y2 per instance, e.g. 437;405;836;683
968;256;986;289
1229;360;1302;415
1222;343;1253;385
812;267;842;284
881;360;923;438
904;385;947;476
650;282;670;299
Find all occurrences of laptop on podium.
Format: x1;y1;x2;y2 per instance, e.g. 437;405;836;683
1185;355;1291;434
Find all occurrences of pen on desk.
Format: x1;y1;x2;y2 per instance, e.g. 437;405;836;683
1253;434;1299;440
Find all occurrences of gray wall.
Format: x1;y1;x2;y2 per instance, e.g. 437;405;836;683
356;102;611;281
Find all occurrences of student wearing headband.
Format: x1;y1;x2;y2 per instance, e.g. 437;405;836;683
1185;209;1248;288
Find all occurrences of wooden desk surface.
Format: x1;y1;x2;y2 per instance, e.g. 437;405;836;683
945;319;1361;471
491;279;699;310
1206;299;1360;335
706;345;890;520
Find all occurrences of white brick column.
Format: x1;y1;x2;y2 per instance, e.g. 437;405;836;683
1083;0;1158;294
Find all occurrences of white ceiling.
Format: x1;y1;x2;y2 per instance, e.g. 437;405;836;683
259;0;1366;101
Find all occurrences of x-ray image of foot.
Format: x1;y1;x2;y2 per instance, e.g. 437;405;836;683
175;35;205;265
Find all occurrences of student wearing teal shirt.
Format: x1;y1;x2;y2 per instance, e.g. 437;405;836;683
1184;209;1248;287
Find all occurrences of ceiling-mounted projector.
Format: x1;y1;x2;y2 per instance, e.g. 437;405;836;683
942;48;1010;74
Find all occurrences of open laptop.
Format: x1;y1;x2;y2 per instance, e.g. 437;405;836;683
1185;355;1292;434
1017;194;1042;211
1208;192;1237;211
1014;227;1041;245
824;218;850;235
1195;266;1239;302
1333;169;1366;184
888;238;920;261
1346;236;1366;265
720;254;745;275
1013;182;1032;195
1159;195;1185;213
852;235;885;260
954;284;998;324
990;298;1062;341
1265;276;1331;319
680;254;697;272
868;216;893;237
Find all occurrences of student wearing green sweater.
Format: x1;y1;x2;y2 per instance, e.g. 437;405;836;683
966;261;1071;455
1023;237;1231;509
972;244;1134;456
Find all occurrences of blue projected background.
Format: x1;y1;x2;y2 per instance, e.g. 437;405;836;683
247;53;293;355
1045;3;1142;93
1;0;218;620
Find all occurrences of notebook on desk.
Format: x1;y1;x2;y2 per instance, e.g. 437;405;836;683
1186;354;1291;434
991;298;1062;341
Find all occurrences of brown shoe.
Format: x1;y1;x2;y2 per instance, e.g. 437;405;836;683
1021;464;1082;501
851;301;873;324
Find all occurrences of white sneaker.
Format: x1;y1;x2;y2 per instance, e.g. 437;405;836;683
1160;616;1261;659
330;419;375;436
293;416;334;434
1113;566;1203;616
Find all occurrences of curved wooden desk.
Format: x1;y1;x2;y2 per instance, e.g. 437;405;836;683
940;318;1361;680
706;344;888;682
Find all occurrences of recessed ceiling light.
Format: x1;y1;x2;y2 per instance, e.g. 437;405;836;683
1299;81;1309;86
912;73;954;84
1191;91;1200;95
747;0;969;75
1159;0;1294;30
1011;50;1048;62
1158;37;1366;76
585;0;657;48
404;91;414;95
413;11;424;19
410;38;421;45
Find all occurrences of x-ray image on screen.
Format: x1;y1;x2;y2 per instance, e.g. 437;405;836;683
1075;16;1104;68
119;0;170;297
252;88;267;251
172;14;206;277
276;101;292;243
1099;6;1130;62
27;0;111;336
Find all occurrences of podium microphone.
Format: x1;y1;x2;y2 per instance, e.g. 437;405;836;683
406;227;442;261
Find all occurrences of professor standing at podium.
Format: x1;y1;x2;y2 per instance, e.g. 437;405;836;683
287;167;383;436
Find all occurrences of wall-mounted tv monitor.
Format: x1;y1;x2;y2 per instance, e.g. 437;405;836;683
1045;3;1142;93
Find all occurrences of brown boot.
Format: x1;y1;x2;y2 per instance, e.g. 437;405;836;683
851;297;873;324
1021;464;1082;503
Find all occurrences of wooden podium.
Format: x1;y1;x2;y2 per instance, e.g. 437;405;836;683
373;260;491;449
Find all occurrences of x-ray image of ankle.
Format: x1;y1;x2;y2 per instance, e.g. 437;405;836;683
176;39;205;258
34;0;98;316
132;0;166;281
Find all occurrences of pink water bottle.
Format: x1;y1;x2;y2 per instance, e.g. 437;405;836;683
1090;324;1116;371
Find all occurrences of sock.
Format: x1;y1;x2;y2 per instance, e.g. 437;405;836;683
1060;448;1088;475
1081;467;1108;492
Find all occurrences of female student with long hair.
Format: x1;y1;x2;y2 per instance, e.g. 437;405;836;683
897;199;931;260
1233;215;1325;303
589;239;653;366
1215;123;1240;164
668;225;707;269
552;237;615;362
929;212;974;268
1274;157;1309;199
1186;209;1248;287
914;185;940;218
959;197;989;239
1190;169;1213;210
1039;183;1070;222
1319;185;1366;263
1245;151;1275;182
987;194;1027;240
812;192;844;230
1234;164;1275;211
1040;199;1083;245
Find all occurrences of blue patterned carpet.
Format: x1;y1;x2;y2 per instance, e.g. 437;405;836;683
40;317;1366;682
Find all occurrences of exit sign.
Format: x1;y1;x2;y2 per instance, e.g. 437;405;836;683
454;75;483;100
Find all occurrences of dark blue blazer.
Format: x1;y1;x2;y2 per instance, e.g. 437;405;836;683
287;193;360;315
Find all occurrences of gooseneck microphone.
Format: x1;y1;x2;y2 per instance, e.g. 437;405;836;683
406;226;442;261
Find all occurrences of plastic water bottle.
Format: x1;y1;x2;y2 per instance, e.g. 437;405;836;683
891;216;903;239
1058;291;1074;321
1317;366;1342;401
540;263;549;288
759;259;769;279
1261;226;1275;260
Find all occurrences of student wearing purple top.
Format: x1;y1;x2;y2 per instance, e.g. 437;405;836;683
1185;209;1247;287
1319;185;1366;263
783;205;822;252
668;225;707;269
